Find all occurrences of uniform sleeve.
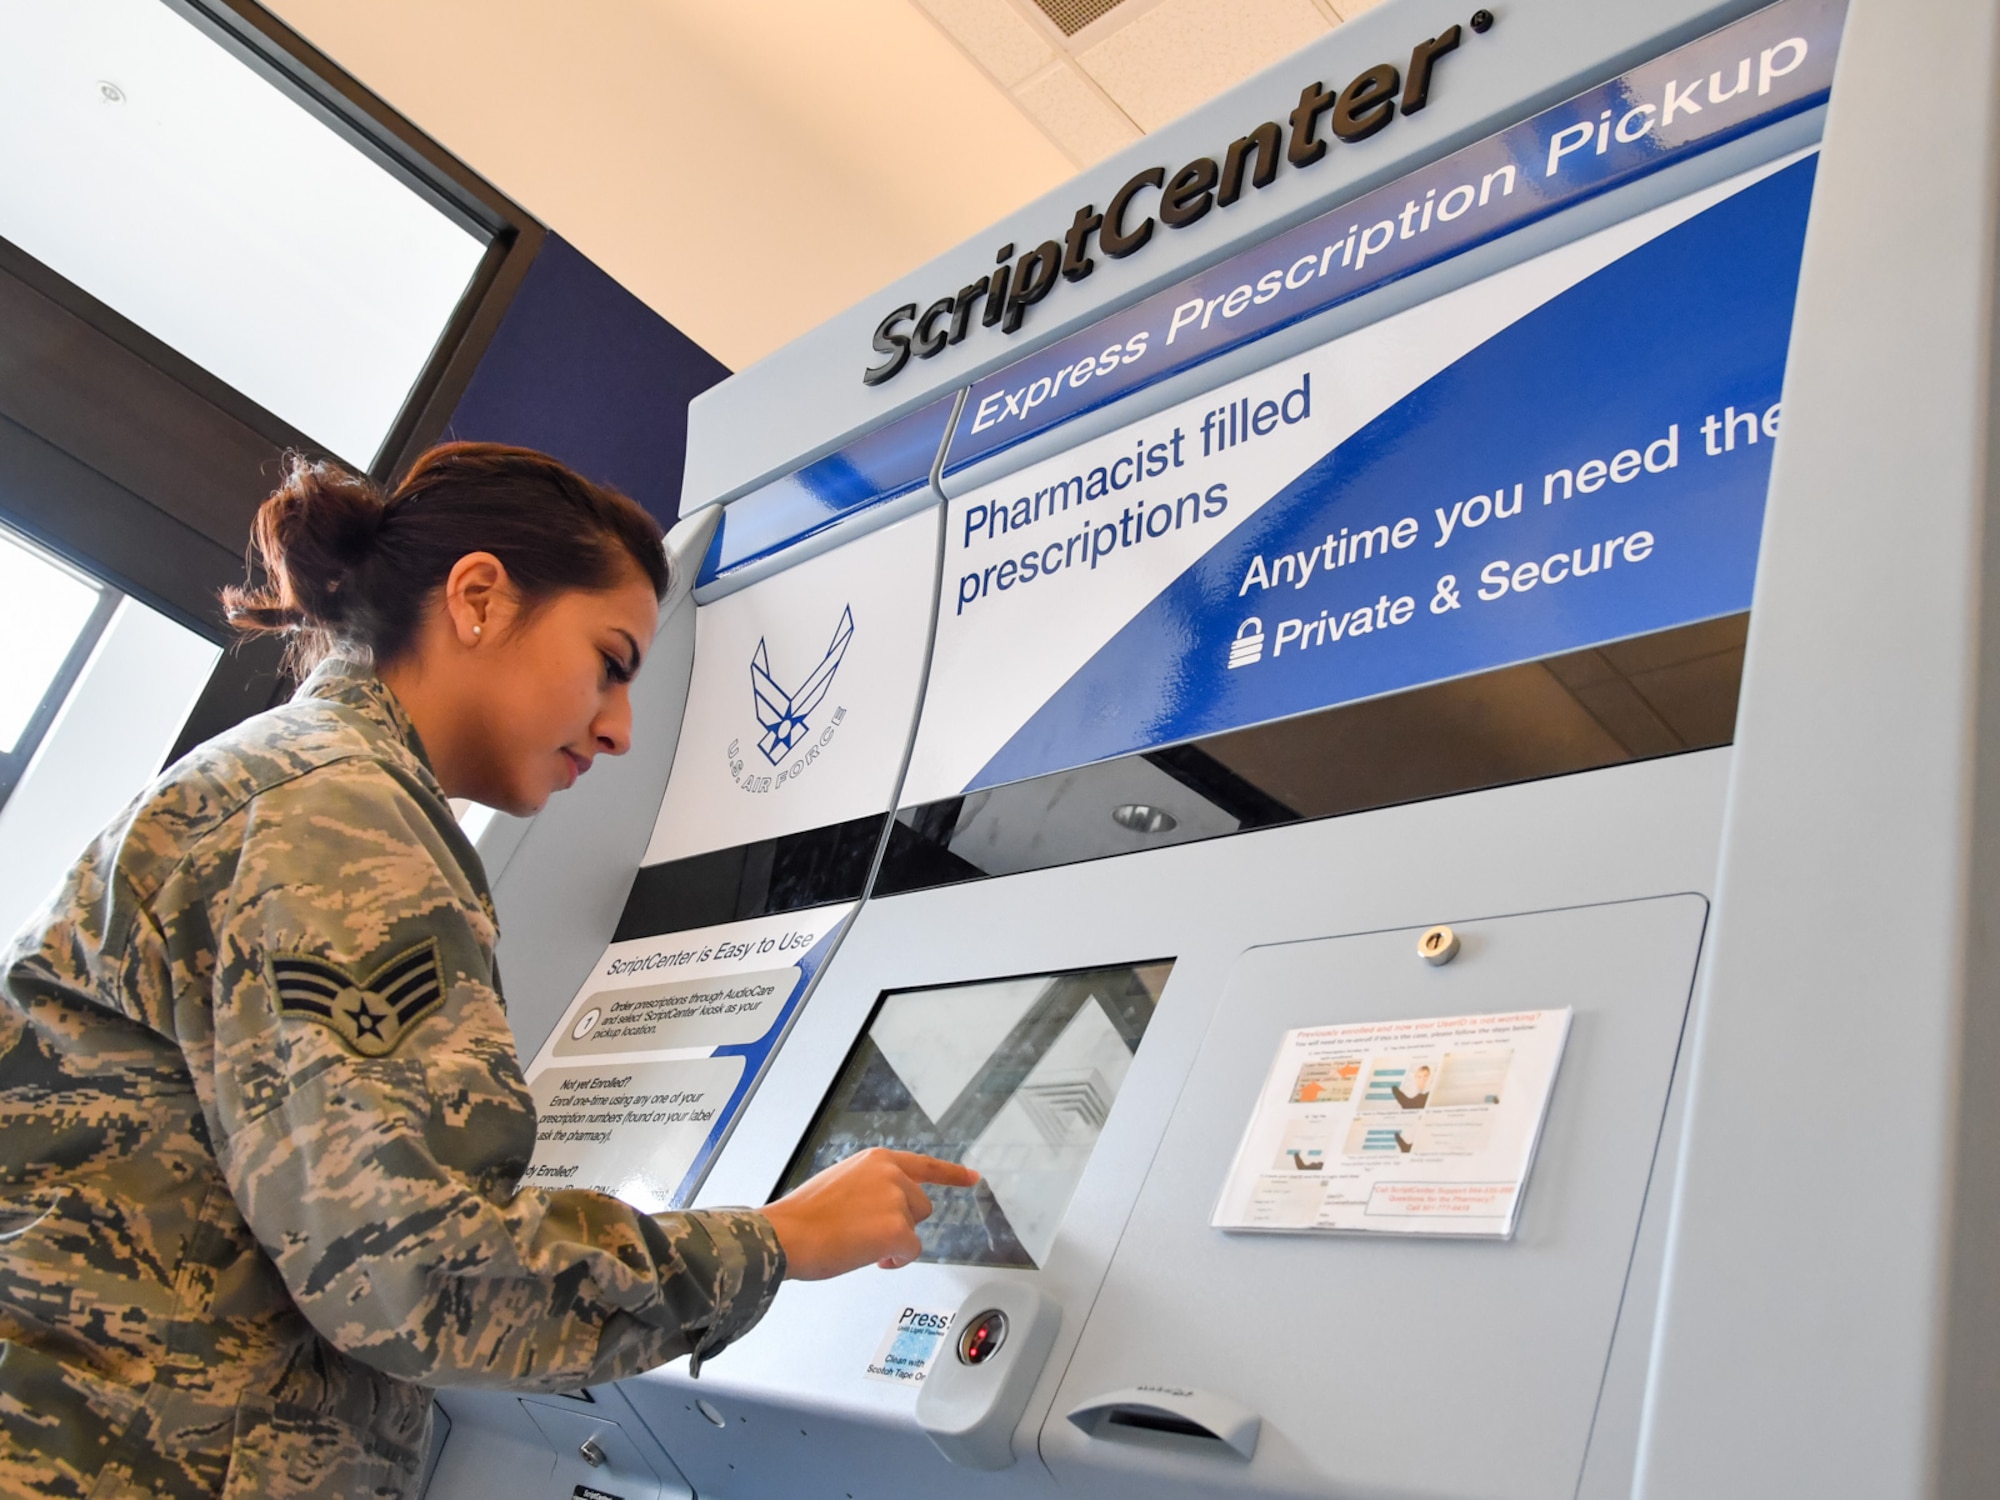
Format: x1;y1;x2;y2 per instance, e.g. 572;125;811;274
204;760;785;1391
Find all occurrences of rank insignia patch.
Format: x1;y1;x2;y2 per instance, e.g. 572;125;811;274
268;940;446;1057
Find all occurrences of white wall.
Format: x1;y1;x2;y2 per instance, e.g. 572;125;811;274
0;598;218;942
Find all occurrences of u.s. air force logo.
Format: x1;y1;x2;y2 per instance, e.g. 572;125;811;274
752;604;853;764
726;605;854;794
267;940;446;1057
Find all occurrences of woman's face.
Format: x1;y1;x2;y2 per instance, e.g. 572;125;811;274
446;562;661;816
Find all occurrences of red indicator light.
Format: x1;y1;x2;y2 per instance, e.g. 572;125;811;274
957;1309;1009;1366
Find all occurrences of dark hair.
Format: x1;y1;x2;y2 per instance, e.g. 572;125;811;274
224;442;669;672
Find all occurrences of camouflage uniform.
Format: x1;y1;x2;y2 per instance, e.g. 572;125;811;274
0;660;785;1498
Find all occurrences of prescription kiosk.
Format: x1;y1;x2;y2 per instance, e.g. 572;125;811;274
422;0;2000;1496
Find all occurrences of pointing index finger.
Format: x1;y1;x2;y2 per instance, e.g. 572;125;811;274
884;1151;980;1188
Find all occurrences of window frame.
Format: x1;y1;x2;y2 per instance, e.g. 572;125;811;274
0;0;549;766
0;526;120;812
160;0;547;481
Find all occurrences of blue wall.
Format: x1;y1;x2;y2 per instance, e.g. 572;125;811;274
444;233;728;528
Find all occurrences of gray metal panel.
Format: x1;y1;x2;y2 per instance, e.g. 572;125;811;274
428;1387;693;1500
1634;0;2000;1494
488;506;717;1063
1575;958;1699;1500
422;1392;555;1497
1040;897;1705;1500
680;0;1769;511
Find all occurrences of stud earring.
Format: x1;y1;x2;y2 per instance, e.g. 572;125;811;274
472;625;482;639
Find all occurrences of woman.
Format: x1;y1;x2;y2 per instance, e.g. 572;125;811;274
0;444;971;1498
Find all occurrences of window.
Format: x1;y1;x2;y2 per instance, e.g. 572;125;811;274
0;524;116;811
0;0;492;467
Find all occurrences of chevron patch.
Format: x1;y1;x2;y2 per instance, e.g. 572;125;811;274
267;940;446;1058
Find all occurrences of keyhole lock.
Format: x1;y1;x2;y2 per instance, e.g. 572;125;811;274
578;1436;607;1468
1419;925;1461;966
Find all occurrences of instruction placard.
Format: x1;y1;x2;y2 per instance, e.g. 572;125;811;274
1214;1009;1571;1238
524;905;850;1210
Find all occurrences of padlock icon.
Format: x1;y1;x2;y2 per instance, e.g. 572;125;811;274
1227;616;1265;669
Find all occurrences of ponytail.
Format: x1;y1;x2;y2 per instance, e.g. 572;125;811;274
224;443;668;673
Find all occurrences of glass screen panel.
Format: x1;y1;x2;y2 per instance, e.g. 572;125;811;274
0;0;489;465
777;962;1172;1267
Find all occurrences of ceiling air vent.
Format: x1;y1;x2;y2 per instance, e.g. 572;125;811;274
1029;0;1130;38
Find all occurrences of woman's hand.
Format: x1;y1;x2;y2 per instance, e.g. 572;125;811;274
761;1149;979;1280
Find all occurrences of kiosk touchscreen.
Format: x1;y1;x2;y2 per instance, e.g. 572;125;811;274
777;963;1171;1267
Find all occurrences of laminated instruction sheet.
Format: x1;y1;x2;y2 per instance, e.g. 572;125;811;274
1214;1009;1571;1238
521;904;850;1211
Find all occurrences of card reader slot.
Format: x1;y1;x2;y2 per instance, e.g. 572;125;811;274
1105;1407;1218;1440
1067;1387;1260;1459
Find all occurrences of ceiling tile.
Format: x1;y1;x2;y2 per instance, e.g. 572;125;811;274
1077;0;1331;131
1015;60;1143;165
916;0;1055;87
